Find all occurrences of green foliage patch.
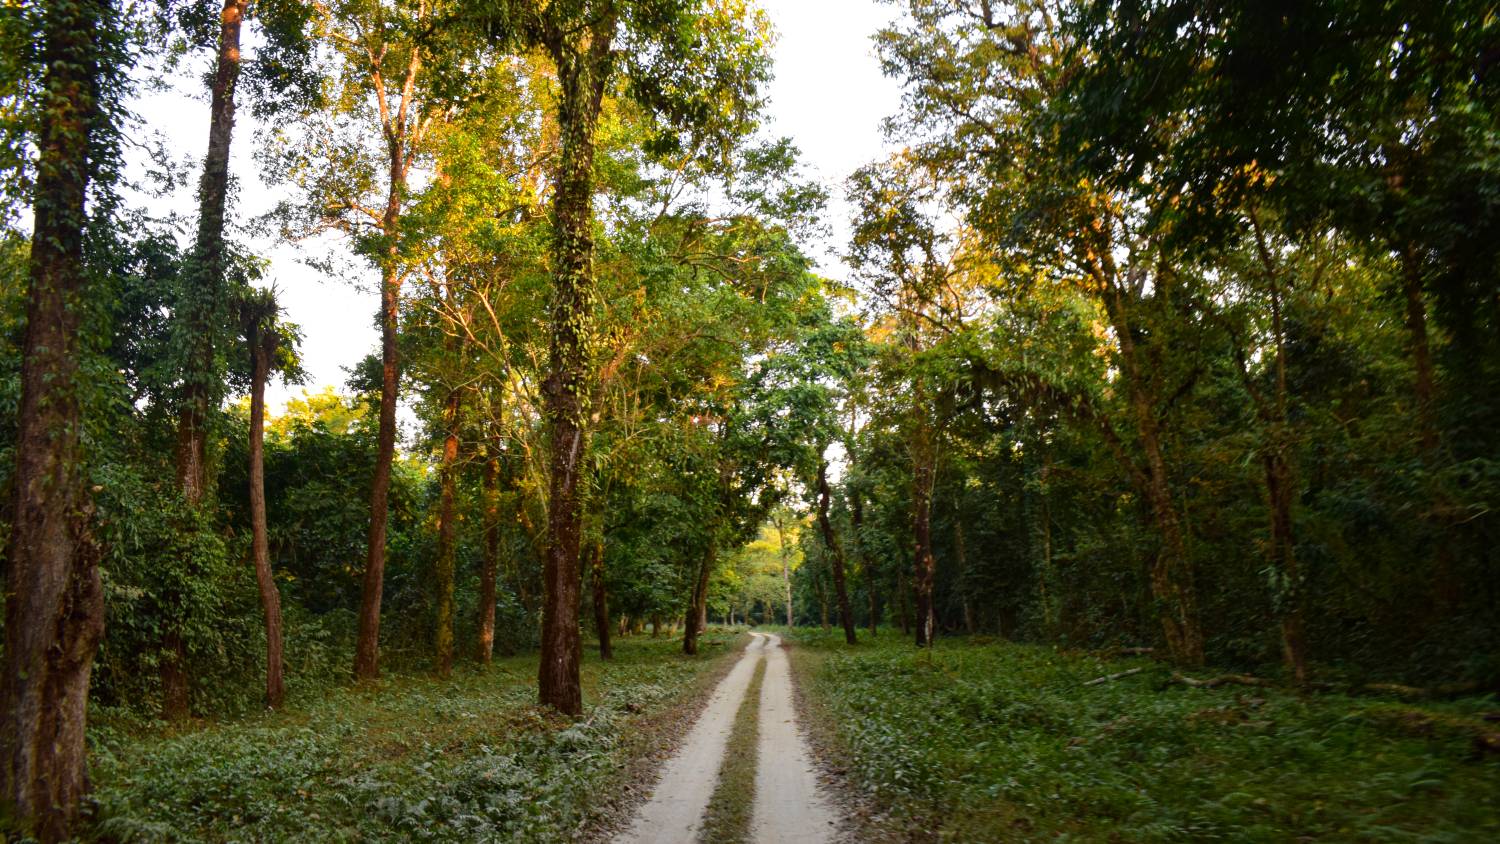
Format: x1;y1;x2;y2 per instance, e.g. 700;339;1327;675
85;631;742;842
792;631;1500;842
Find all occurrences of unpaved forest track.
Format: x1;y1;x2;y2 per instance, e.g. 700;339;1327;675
613;632;840;844
750;634;840;843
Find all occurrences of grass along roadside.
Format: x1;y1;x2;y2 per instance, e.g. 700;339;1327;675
85;630;746;842
788;628;1500;842
698;653;767;843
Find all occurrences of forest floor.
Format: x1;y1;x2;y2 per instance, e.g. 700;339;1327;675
788;628;1500;842
82;630;745;842
614;632;841;844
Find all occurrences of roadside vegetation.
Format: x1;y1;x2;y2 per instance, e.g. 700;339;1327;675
791;630;1500;842
85;632;743;842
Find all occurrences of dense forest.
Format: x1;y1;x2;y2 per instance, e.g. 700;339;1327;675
1;0;1497;841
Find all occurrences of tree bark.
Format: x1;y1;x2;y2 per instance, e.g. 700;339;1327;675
1243;217;1309;681
852;491;877;636
476;449;500;664
896;569;911;636
590;541;612;660
537;18;613;718
176;0;247;504
355;262;401;680
1103;282;1203;665
164;0;250;723
0;1;107;835
684;545;714;655
956;519;975;634
1400;249;1440;453
248;320;284;708
911;422;937;648
816;461;857;644
354;29;425;681
433;387;461;677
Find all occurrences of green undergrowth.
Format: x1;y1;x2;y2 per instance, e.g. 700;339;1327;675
790;629;1500;842
84;630;744;842
699;654;766;843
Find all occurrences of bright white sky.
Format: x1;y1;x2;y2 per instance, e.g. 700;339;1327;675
126;1;904;412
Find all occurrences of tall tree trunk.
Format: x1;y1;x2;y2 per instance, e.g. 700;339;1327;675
684;545;714;655
911;422;937;647
433;388;461;677
164;0;250;723
1261;256;1308;683
476;449;500;664
355;262;401;680
1039;448;1057;635
896;570;911;636
816;461;857;644
0;1;107;834
176;0;246;503
248;321;284;708
817;579;829;630
591;541;612;660
1400;249;1440;453
1232;217;1312;678
956;520;974;635
853;491;877;636
537;25;612;718
353;36;424;680
783;553;794;628
1398;249;1462;613
1104;282;1203;666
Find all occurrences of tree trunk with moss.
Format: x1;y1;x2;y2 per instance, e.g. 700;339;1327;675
0;0;108;836
537;18;613;716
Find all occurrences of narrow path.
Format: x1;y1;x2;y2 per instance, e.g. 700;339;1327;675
750;633;839;844
613;632;840;844
614;633;767;843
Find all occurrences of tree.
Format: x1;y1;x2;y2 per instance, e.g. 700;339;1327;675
0;0;111;835
270;0;476;679
485;0;772;714
239;288;293;707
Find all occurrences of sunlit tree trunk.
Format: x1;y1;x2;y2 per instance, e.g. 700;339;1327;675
176;0;247;504
0;0;107;834
537;18;614;717
433;387;462;677
164;0;251;722
355;35;425;681
247;314;284;708
476;447;500;664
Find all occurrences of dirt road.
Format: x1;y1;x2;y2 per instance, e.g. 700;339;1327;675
613;632;839;844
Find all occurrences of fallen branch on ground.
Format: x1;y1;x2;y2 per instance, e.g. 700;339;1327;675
1084;667;1145;686
1116;647;1154;656
1362;681;1482;701
1364;706;1500;756
1171;672;1276;689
